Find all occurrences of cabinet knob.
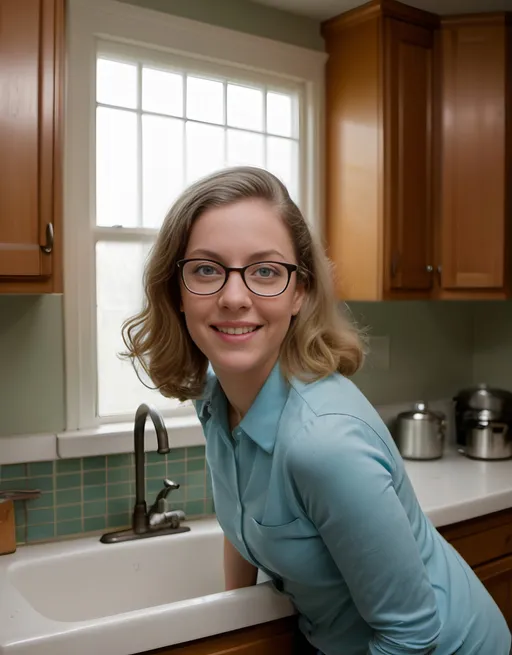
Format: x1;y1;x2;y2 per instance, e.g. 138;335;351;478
40;223;54;255
426;265;433;273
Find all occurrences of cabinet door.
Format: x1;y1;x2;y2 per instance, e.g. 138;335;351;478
475;555;512;628
0;0;58;278
385;18;434;292
439;21;507;290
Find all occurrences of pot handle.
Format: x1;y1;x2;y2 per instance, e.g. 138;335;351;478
491;423;509;438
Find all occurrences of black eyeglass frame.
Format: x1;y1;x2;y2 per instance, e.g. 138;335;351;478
176;258;299;297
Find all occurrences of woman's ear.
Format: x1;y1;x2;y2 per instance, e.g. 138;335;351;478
291;283;305;316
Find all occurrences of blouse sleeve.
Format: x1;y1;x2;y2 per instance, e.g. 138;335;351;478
286;414;441;655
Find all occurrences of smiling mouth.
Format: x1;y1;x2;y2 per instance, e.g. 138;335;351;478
212;326;262;335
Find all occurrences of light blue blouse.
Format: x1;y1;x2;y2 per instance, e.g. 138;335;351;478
195;362;510;655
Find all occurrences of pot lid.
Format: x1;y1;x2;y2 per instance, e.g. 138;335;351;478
398;401;445;422
454;384;512;405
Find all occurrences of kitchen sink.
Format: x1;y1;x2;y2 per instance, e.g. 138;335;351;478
0;518;294;655
8;522;223;622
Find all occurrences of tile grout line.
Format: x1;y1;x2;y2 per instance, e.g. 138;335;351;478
80;457;84;532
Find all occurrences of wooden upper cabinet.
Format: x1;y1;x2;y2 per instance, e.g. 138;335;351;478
0;0;63;293
322;0;437;300
385;17;434;293
438;15;511;297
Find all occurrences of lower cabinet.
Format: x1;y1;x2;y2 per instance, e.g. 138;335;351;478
141;617;307;655
438;507;512;628
140;509;512;654
474;555;512;627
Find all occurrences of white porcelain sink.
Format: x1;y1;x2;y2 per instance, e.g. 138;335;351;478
0;518;294;655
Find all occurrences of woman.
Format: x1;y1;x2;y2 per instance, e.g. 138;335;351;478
123;167;510;655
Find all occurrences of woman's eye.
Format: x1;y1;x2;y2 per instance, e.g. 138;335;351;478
255;267;277;277
195;265;219;276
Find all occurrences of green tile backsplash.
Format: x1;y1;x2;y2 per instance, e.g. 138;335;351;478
1;447;213;545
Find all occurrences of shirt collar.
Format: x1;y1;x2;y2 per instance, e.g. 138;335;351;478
206;361;290;454
239;361;290;454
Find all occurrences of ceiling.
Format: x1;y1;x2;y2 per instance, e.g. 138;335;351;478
252;0;512;21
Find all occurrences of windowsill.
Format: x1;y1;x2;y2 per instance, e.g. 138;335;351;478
0;414;204;465
57;413;204;458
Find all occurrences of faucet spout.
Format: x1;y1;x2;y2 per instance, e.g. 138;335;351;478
133;403;170;533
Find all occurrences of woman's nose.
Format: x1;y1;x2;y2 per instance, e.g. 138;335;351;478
217;271;252;309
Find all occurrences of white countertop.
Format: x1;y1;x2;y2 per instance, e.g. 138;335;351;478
405;447;512;527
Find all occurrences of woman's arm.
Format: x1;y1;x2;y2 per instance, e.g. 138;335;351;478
224;535;258;591
287;415;441;655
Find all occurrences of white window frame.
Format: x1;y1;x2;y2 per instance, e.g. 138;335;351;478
63;0;327;453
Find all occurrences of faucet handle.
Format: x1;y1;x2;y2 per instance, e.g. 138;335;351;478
162;479;180;492
150;479;180;514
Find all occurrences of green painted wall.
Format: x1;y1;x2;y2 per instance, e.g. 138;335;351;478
118;0;325;50
0;295;65;436
0;294;480;436
351;302;474;406
473;301;512;390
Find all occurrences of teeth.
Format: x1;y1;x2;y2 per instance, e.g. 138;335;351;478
217;326;258;335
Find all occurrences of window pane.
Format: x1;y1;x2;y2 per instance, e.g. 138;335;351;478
227;84;263;131
267;92;293;137
142;115;184;228
142;67;183;117
186;76;224;124
97;58;137;109
266;136;298;200
96;107;138;227
186;122;225;185
226;129;264;168
96;241;179;417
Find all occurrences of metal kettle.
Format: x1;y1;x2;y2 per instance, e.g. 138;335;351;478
454;384;512;460
394;402;445;460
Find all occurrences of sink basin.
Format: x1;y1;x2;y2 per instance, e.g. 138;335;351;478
0;518;294;655
8;523;223;622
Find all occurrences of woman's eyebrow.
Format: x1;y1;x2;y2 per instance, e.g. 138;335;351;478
186;249;287;260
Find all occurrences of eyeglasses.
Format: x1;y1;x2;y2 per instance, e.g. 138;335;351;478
177;259;298;297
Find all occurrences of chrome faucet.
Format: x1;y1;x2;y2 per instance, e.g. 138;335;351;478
101;403;190;544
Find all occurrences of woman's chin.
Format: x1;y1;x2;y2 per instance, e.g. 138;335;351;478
209;352;264;376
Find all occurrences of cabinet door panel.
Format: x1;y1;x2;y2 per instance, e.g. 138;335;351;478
440;23;506;290
475;555;512;628
0;0;55;278
385;18;434;291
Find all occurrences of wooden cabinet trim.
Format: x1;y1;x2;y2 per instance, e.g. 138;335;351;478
322;0;439;37
441;13;511;28
439;508;512;539
142;617;304;655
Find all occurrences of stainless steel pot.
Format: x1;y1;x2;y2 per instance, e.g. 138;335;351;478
454;384;512;460
463;409;512;460
394;402;445;460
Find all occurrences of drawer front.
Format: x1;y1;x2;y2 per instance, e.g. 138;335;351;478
439;510;512;568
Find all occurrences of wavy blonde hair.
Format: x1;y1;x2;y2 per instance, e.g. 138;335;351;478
122;166;365;401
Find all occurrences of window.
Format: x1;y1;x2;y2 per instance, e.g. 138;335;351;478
65;0;325;440
94;45;302;422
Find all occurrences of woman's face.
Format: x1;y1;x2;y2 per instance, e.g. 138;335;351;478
180;198;305;380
